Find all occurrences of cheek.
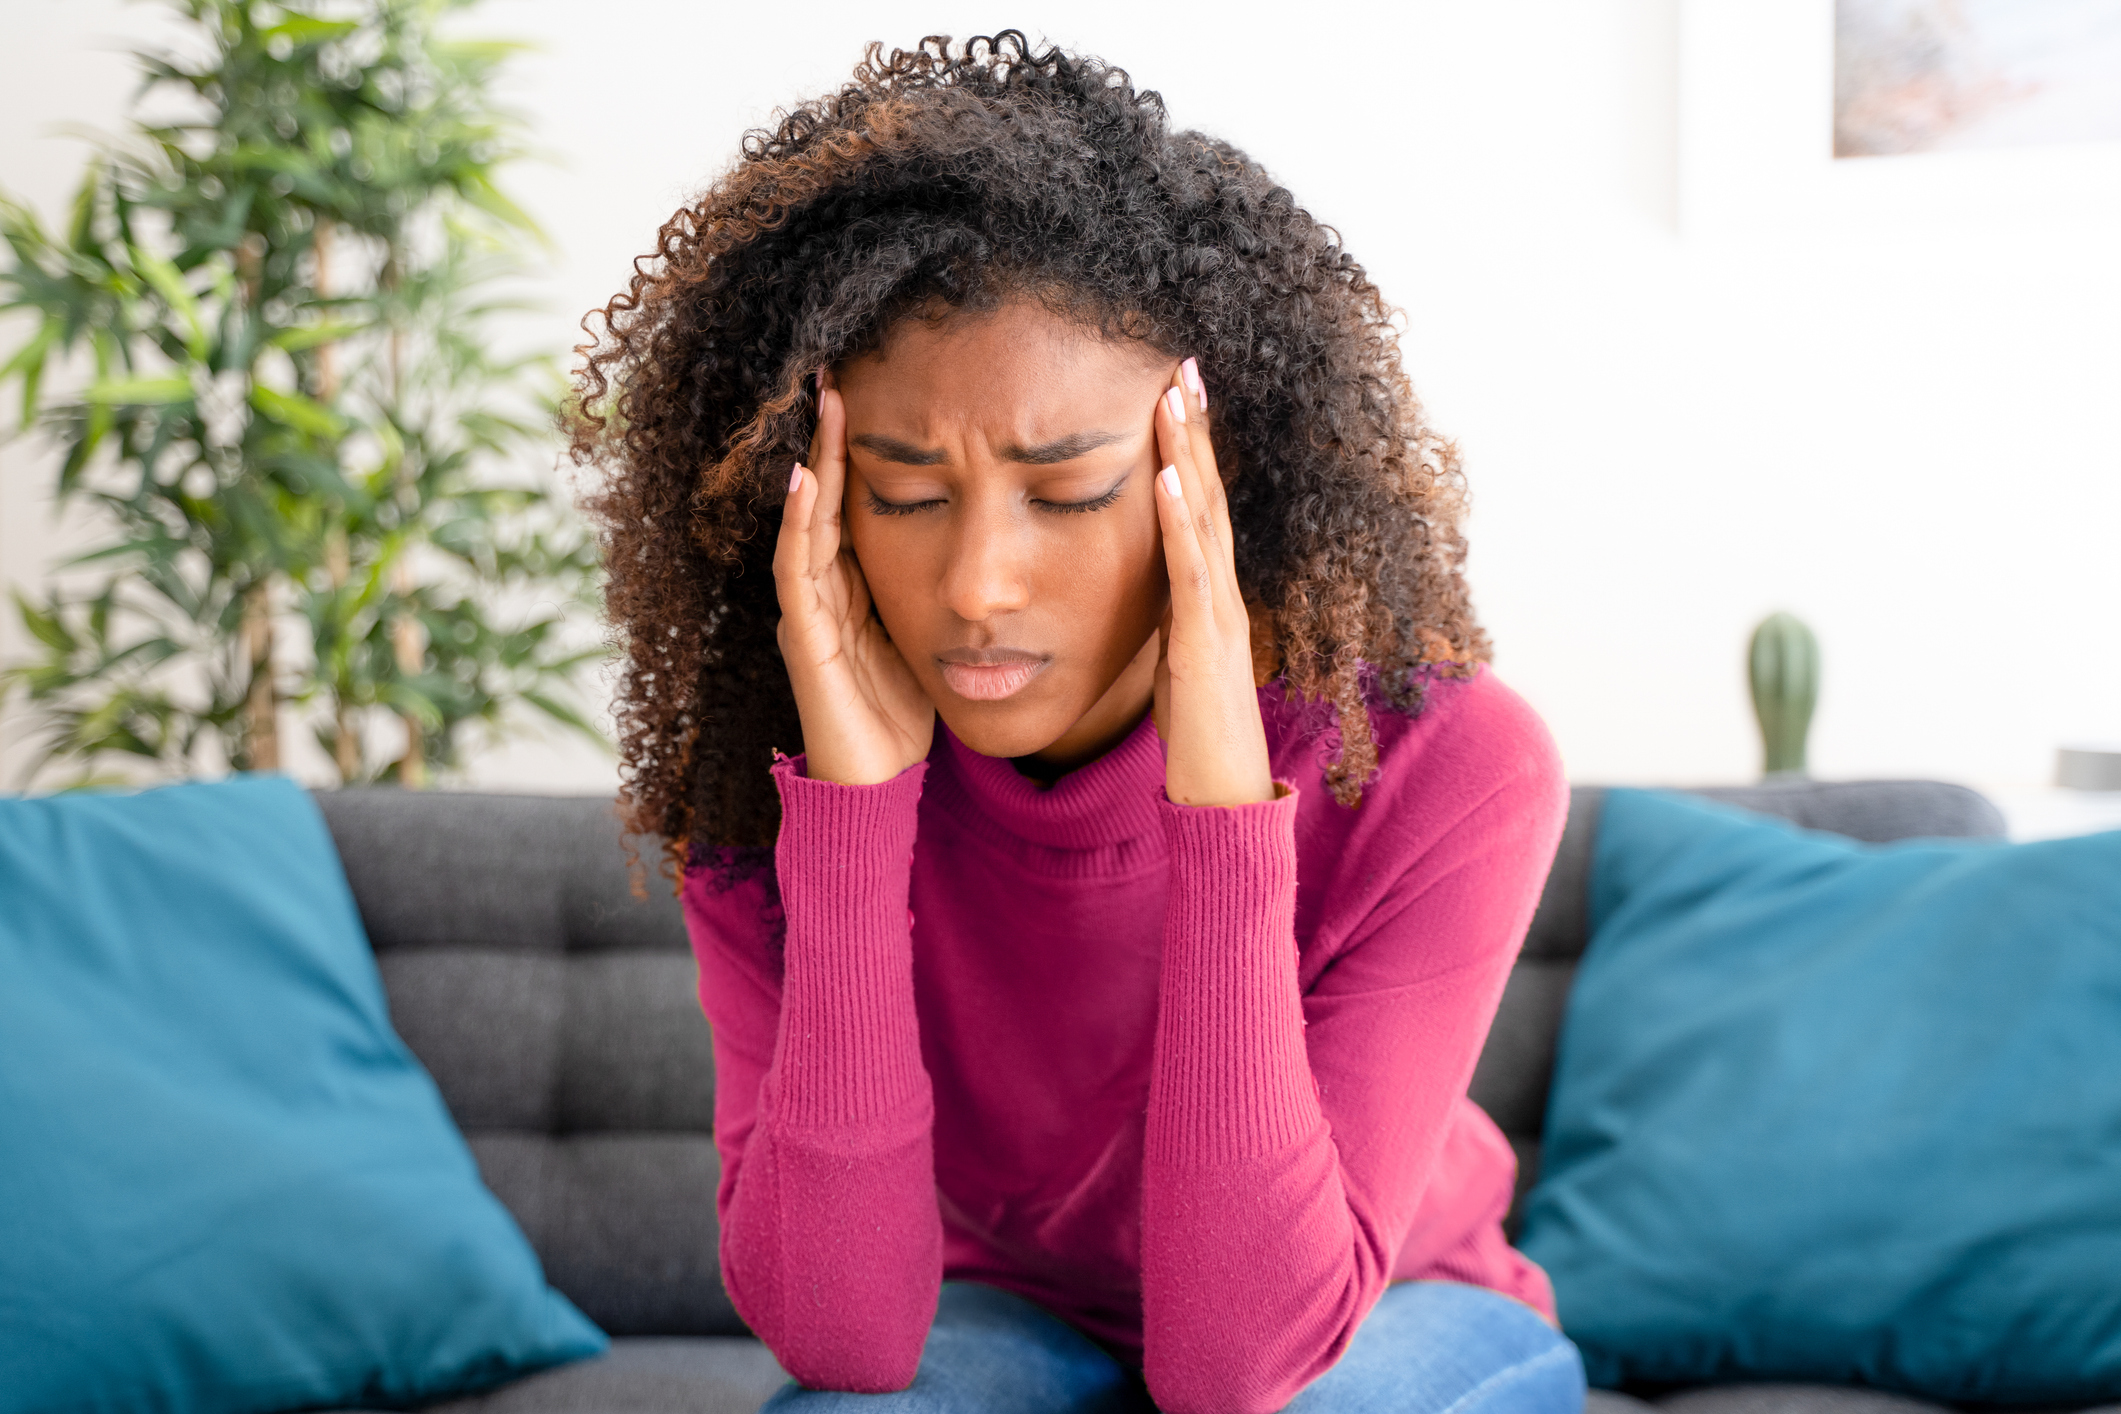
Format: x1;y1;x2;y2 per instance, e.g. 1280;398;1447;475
847;519;938;633
1028;503;1167;634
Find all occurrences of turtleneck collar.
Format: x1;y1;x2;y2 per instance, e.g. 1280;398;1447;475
924;708;1170;856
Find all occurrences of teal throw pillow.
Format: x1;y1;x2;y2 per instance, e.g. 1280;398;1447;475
0;776;606;1414
1518;788;2121;1403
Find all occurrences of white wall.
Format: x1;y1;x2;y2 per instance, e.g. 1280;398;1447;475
5;0;2117;795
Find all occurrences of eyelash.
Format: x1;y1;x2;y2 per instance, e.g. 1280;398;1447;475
1043;481;1126;515
863;481;1126;517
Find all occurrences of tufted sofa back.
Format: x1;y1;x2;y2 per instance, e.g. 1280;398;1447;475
318;778;2006;1330
314;790;738;1337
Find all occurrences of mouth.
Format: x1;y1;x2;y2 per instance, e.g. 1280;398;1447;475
936;650;1049;702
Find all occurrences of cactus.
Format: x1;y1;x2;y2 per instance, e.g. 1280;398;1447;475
1749;612;1819;777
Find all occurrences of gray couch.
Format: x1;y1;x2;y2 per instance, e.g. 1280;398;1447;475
313;778;2052;1414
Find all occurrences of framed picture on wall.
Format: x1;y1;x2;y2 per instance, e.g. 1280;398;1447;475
1680;0;2121;237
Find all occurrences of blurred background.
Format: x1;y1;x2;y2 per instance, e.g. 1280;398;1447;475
4;0;2117;829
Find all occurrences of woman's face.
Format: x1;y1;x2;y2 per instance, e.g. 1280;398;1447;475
836;300;1178;769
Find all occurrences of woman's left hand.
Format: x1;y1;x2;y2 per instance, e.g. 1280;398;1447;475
1152;360;1277;807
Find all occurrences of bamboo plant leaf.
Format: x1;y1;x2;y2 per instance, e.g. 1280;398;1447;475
247;382;345;438
83;374;194;404
12;593;78;654
2;0;607;790
268;318;366;351
519;688;606;743
262;15;362;45
130;246;211;360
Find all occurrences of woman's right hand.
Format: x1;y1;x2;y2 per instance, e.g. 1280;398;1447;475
773;378;937;785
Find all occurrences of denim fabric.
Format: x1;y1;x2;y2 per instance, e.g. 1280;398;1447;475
760;1280;1586;1413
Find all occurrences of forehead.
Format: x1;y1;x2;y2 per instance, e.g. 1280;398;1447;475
842;300;1165;426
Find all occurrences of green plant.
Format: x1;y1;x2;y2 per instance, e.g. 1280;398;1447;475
1749;611;1819;777
0;0;603;789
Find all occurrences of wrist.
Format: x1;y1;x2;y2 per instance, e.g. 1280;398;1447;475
1162;701;1274;805
801;750;918;787
789;689;922;786
1166;778;1280;807
793;726;920;786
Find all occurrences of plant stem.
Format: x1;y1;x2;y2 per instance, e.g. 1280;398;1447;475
313;219;339;402
324;525;359;781
382;244;426;787
242;580;279;771
317;221;359;782
393;560;425;787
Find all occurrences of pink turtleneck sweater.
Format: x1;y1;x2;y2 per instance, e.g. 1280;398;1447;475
682;667;1568;1414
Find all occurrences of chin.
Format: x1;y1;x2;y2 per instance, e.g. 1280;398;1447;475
931;699;1077;760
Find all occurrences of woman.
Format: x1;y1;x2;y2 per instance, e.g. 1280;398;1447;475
570;32;1582;1414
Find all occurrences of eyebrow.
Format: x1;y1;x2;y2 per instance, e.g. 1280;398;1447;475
850;434;948;466
849;430;1127;467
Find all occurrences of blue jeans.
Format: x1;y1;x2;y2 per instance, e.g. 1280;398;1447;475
760;1279;1586;1413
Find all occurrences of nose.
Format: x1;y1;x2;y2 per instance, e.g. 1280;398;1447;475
936;500;1032;623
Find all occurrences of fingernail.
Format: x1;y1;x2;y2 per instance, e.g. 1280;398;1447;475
789;463;804;496
1159;464;1182;500
1165;385;1186;424
814;367;824;392
1182;357;1206;411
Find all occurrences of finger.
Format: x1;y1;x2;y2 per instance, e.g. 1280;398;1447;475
1162;375;1213;536
1179;357;1228;523
811;382;850;569
1155;453;1215;635
1180;353;1208;414
1165;361;1231;544
1155;373;1231;597
773;455;818;591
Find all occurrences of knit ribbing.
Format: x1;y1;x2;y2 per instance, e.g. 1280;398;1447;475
684;666;1571;1404
1148;787;1321;1166
924;711;1170;856
770;755;929;1132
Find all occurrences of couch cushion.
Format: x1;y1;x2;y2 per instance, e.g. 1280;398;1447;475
0;777;604;1414
315;791;739;1339
1473;779;2006;1236
1511;781;2005;970
1520;789;2121;1402
1687;779;2006;845
469;1135;728;1336
372;950;714;1133
318;791;680;955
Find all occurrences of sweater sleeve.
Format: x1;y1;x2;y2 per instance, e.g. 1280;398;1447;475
682;755;940;1393
1140;754;1566;1414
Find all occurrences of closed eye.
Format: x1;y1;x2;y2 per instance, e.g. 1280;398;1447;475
864;479;1128;517
863;490;944;517
1036;478;1127;515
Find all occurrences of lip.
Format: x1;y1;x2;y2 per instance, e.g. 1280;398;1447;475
936;650;1049;702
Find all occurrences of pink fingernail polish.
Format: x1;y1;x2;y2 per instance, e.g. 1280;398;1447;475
789;463;803;496
1182;357;1206;411
1159;464;1182;500
1165;385;1186;424
814;367;824;393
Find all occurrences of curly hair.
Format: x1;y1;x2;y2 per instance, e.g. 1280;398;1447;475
568;31;1489;869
